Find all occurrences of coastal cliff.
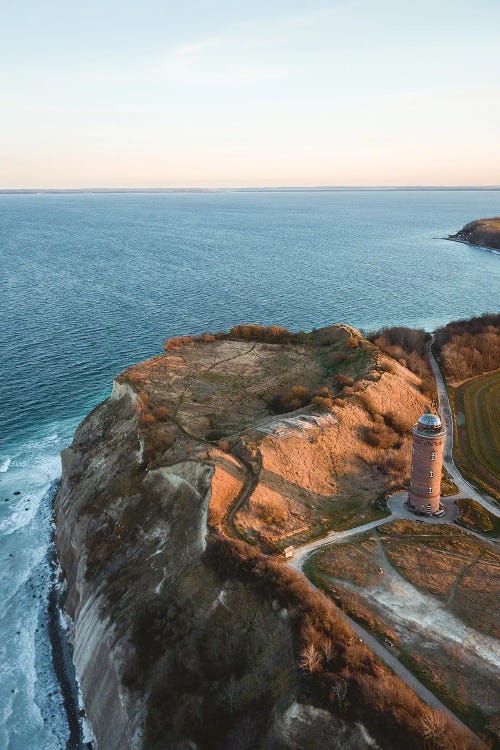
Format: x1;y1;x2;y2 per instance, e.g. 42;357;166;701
55;325;473;750
449;218;500;250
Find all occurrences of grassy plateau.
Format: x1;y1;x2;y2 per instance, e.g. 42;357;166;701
452;369;500;500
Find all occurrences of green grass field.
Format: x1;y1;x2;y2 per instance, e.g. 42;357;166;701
454;369;500;499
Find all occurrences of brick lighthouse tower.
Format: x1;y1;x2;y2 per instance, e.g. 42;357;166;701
408;413;446;514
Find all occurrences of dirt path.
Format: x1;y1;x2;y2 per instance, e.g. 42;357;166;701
225;447;262;538
445;550;483;608
297;568;474;735
427;340;500;518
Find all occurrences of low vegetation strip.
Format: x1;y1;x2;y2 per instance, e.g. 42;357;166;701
456;498;500;535
454;369;500;499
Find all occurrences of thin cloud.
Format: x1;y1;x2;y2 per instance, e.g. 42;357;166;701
81;7;341;85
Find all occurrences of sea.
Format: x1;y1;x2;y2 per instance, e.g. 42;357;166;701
0;189;499;749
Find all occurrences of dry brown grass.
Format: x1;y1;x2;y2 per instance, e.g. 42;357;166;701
326;581;399;643
381;521;500;638
315;540;381;587
119;324;430;553
206;533;476;750
207;449;246;526
307;520;500;743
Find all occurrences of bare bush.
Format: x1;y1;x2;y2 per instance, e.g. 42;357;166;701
299;643;323;672
434;314;500;382
420;707;447;742
330;678;348;707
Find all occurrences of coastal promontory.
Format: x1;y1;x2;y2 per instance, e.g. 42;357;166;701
449;217;500;250
54;323;485;750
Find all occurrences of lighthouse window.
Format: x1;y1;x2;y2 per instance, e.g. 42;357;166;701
428;486;432;493
429;471;434;478
431;452;436;460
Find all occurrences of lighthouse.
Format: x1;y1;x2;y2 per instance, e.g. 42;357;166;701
408;413;446;515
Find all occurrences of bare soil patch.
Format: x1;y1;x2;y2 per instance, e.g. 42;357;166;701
310;521;500;743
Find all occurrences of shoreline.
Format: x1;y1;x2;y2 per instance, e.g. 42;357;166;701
444;236;500;254
47;480;89;750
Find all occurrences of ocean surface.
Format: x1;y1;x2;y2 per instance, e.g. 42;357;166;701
0;189;499;748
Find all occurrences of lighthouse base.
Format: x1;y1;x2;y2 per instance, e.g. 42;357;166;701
407;492;441;516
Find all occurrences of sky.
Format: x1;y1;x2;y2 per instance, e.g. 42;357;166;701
1;0;499;188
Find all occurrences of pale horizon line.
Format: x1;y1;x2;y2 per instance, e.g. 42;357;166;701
2;185;500;194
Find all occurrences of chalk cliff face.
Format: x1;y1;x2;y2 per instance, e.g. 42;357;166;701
55;325;439;750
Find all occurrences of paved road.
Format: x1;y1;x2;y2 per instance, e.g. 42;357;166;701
427;340;500;518
288;491;464;571
288;516;393;571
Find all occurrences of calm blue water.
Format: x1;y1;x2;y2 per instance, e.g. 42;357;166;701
0;190;499;748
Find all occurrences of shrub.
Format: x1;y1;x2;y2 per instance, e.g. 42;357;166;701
154;406;170;421
456;498;494;533
328;351;346;366
270;385;312;414
383;410;412;435
312;395;335;410
336;374;354;387
369;326;429;356
364;423;399;449
148;427;176;453
227;324;306;345
139;412;156;427
255;497;288;525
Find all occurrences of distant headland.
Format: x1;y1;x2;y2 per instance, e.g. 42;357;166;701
1;186;500;195
448;217;500;251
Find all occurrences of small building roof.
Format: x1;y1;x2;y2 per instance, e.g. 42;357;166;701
418;413;442;428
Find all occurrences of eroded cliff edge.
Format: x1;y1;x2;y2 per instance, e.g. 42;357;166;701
55;325;473;750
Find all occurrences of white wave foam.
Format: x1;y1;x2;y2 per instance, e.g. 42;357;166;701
0;418;80;750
